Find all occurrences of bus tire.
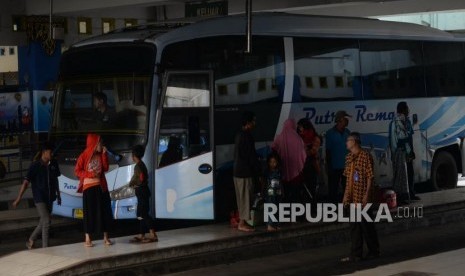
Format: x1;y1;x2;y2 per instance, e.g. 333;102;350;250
431;151;457;190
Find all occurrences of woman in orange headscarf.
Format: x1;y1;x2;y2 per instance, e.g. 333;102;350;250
75;133;113;247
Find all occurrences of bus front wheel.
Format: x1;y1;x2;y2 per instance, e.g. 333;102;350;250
431;151;458;190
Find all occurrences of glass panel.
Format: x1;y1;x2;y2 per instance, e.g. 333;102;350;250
360;40;425;99
79;21;87;34
294;38;361;101
161;36;285;105
423;42;465;97
54;76;151;135
158;73;211;167
164;74;210;108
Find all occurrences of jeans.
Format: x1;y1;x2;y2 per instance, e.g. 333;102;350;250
29;202;52;248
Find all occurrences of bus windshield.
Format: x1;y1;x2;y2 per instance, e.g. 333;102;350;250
51;44;155;151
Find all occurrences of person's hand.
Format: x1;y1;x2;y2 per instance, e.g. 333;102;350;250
57;196;62;206
362;196;368;207
12;199;20;209
102;146;107;154
408;152;416;162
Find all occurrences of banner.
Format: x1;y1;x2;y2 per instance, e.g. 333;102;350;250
0;91;32;133
32;90;54;132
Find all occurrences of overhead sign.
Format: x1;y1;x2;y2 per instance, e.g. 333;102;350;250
185;1;228;18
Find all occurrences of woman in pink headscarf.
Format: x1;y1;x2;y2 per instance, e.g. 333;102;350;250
272;118;307;204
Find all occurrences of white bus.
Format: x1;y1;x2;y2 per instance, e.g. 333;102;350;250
51;13;465;221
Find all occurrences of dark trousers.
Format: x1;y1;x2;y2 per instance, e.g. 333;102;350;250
136;187;155;235
350;212;380;258
139;215;156;235
328;169;345;203
284;184;302;204
407;161;415;198
83;186;113;234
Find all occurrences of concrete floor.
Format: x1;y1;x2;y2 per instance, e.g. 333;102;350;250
168;220;465;276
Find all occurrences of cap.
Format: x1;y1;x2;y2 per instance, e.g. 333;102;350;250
334;110;352;122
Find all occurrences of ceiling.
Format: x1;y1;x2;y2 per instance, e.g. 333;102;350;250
23;0;465;18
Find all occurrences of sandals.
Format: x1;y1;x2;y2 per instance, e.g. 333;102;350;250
84;241;94;247
141;236;159;243
267;226;279;232
104;239;113;246
130;236;143;243
238;225;255;232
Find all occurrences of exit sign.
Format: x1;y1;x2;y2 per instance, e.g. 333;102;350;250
185;1;228;18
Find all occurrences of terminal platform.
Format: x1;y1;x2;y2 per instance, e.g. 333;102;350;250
352;247;465;276
0;187;465;276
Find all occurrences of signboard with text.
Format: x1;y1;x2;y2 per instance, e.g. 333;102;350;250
185;0;228;18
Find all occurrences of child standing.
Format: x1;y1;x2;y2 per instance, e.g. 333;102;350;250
129;145;158;243
264;153;282;231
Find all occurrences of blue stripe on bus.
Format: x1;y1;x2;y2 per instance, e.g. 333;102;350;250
431;129;465;147
428;115;465;144
179;185;213;200
419;98;455;130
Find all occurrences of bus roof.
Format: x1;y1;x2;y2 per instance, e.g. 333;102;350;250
72;13;464;48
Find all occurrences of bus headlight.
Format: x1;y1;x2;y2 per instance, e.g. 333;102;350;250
110;185;135;200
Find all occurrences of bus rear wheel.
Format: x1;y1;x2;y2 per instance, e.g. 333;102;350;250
431;151;458;190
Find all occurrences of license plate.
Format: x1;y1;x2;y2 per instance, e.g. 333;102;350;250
73;208;83;219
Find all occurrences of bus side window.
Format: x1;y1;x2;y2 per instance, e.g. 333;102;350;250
360;40;426;99
294;38;361;102
423;42;465;97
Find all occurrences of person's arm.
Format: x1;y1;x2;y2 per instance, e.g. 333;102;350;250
389;120;397;156
56;188;62;206
55;161;62;205
363;178;374;208
129;164;142;187
74;154;94;179
12;179;29;208
363;153;375;207
325;133;332;171
342;157;351;206
101;148;109;172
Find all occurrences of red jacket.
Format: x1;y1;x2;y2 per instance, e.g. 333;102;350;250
75;133;109;193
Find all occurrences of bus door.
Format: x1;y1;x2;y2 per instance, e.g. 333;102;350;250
155;71;214;220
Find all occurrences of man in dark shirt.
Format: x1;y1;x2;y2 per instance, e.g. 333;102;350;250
13;143;61;249
233;111;260;232
93;92;115;126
